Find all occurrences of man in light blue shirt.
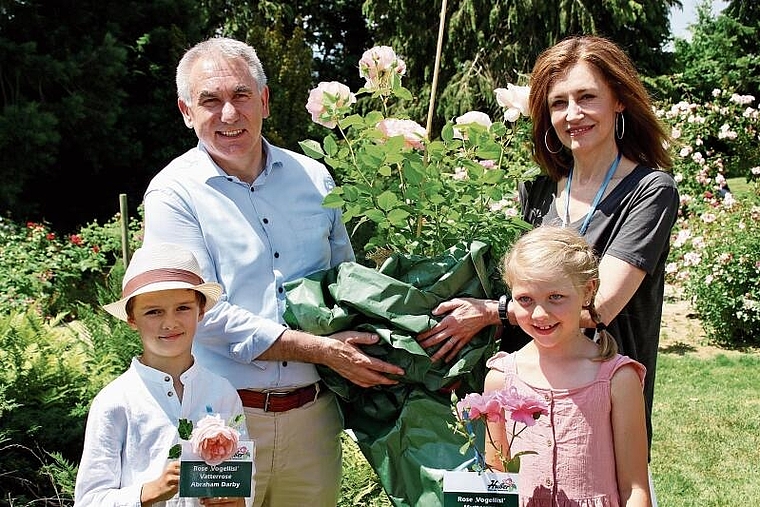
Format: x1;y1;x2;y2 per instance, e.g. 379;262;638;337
142;37;405;507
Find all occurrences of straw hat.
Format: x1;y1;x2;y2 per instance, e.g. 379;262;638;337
103;243;223;322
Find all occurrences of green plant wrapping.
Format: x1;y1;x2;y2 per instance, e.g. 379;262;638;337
283;241;498;506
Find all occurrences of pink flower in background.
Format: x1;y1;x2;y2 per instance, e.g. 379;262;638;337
190;414;240;466
306;81;356;129
359;46;406;91
376;118;427;150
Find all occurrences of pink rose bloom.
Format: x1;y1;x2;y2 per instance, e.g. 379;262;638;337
494;84;531;120
457;392;506;423
189;414;240;466
376;118;427;150
496;386;549;427
306;81;356;129
359;46;406;90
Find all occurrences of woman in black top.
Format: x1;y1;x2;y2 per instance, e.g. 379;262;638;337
416;35;679;455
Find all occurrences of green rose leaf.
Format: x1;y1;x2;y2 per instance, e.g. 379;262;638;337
177;418;193;440
298;139;325;159
168;443;182;460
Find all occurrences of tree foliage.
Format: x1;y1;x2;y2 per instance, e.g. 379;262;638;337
0;0;204;232
361;0;679;134
658;0;760;104
1;0;756;235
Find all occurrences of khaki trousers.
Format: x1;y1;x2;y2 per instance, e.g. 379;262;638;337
244;391;342;507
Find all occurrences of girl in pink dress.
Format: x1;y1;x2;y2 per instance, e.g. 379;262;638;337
484;226;651;507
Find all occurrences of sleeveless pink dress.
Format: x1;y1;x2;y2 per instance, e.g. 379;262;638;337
485;352;646;507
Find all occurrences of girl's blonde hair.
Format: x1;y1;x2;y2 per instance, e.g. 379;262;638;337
502;226;618;360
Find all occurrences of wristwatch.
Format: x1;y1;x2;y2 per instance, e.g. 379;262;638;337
498;295;510;326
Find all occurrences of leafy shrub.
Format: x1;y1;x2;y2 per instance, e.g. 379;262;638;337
657;88;760;212
0;210;143;318
667;194;760;346
0;209;142;505
0;311;90;503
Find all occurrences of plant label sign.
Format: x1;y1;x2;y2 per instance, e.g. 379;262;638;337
442;470;518;507
179;440;255;498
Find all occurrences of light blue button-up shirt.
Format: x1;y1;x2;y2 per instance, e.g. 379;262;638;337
142;139;355;390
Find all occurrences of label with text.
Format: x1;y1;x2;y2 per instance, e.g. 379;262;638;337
179;440;255;498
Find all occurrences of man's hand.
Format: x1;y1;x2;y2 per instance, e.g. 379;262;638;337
416;298;496;363
324;331;405;387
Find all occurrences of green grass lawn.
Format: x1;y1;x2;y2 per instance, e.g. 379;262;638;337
340;350;760;506
651;352;760;506
727;176;752;199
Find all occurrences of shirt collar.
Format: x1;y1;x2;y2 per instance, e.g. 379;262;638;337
196;138;283;183
132;355;201;385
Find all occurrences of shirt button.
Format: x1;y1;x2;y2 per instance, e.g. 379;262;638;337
546;440;552;447
274;252;280;258
545;478;552;487
263;218;269;224
167;391;174;397
544;394;550;402
164;376;171;382
278;287;283;293
250;187;255;192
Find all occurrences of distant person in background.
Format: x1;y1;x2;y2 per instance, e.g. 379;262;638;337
141;37;404;507
417;35;679;463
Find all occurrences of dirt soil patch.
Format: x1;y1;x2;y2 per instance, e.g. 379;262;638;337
658;284;756;358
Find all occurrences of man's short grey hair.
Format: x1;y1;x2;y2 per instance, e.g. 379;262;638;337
176;37;268;104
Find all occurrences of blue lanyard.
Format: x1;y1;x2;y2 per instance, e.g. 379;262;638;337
564;152;622;235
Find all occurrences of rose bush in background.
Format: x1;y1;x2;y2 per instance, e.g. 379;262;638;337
659;88;760;218
0;214;136;317
300;45;537;266
659;88;760;346
666;198;760;346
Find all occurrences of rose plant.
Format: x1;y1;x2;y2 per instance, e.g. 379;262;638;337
657;87;760;346
657;88;760;219
451;386;548;473
168;411;244;466
300;45;537;266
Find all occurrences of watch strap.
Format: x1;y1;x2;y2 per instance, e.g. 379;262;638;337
498;295;509;326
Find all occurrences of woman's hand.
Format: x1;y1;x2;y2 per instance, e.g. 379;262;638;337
416;298;497;362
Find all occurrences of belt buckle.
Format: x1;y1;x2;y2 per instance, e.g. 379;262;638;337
263;390;291;412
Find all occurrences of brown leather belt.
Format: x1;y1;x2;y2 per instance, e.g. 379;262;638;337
237;382;323;412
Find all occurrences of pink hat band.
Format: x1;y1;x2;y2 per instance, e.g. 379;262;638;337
122;268;204;298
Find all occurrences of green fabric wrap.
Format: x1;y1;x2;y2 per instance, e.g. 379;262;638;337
283;241;497;506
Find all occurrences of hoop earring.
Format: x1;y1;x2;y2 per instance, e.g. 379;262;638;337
615;112;625;140
544;129;562;154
